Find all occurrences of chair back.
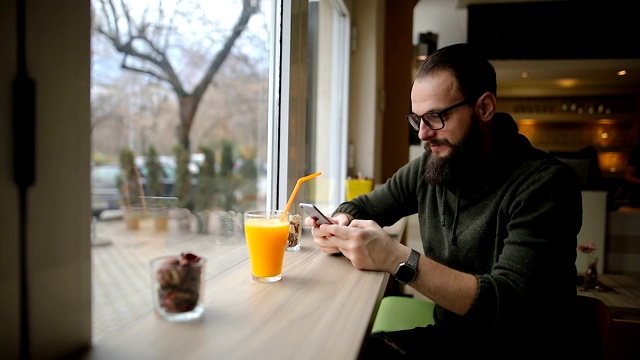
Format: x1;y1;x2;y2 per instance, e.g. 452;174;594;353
574;295;612;359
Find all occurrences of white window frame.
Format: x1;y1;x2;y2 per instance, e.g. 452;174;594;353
328;0;350;208
304;0;351;212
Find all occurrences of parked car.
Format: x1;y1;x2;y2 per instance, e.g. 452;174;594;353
135;155;179;197
91;158;182;218
91;162;121;218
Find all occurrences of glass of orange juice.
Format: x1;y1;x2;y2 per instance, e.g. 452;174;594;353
244;210;290;282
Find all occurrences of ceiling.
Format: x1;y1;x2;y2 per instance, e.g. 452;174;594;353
492;58;640;98
455;0;640;98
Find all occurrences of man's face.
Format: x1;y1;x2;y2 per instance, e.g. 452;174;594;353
409;71;482;185
423;114;482;185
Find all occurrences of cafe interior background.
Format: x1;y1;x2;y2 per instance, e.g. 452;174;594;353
2;0;639;358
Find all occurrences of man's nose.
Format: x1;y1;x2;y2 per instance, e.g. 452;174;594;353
419;123;436;141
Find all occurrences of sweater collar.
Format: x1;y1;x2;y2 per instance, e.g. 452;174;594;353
457;112;529;194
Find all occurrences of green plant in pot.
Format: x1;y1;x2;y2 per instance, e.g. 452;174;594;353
216;140;239;211
172;144;194;230
119;147;143;230
213;140;241;239
237;145;258;212
194;146;216;234
144;145;164;197
144;145;171;231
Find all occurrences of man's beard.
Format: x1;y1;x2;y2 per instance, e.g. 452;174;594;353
424;115;483;186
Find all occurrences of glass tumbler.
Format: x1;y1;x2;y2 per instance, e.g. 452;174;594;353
150;254;207;322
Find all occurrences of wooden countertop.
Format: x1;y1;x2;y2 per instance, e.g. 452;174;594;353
83;217;408;360
578;273;640;316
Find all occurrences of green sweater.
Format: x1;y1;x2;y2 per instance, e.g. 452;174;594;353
335;113;582;353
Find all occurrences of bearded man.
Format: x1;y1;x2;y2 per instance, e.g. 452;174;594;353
306;43;583;358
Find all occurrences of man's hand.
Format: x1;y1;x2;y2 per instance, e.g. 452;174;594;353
319;220;408;273
305;213;347;254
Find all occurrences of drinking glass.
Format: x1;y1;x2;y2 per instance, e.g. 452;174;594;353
150;254;207;322
287;213;303;252
244;210;289;282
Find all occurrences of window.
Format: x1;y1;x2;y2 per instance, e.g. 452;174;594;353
91;0;275;213
90;0;350;341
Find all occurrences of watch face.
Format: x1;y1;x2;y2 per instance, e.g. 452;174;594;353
396;264;417;284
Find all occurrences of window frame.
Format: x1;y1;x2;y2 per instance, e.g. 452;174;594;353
302;0;351;213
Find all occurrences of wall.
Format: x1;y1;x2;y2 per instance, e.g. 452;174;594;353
407;1;468;161
1;1;92;358
349;0;384;181
0;1;20;355
607;210;640;273
576;191;608;275
413;0;467;48
380;0;418;182
348;0;422;183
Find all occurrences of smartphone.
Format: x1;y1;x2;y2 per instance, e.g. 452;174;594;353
299;203;332;225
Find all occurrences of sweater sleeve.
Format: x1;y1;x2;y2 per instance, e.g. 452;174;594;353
333;155;425;226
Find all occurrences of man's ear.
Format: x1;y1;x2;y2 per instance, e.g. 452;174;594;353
476;92;496;121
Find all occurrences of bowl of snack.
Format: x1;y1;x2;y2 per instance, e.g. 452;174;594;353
150;252;207;322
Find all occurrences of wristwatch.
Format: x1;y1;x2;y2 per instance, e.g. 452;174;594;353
394;249;420;285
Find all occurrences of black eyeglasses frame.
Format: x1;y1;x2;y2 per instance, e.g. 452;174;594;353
406;99;469;131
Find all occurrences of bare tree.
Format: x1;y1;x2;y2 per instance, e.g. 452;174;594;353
92;0;260;152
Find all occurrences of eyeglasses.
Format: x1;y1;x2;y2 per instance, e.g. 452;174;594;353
406;99;468;131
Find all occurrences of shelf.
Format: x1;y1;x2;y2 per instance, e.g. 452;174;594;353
511;113;638;123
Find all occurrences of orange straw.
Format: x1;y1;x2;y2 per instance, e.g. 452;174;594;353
280;171;323;221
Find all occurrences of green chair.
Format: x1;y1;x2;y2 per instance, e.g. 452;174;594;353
371;296;436;333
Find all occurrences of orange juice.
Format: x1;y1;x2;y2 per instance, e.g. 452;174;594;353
244;214;289;282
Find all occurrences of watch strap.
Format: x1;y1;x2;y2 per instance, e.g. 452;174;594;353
406;249;420;268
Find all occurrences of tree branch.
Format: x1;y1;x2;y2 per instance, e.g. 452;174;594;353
192;0;260;99
97;0;187;95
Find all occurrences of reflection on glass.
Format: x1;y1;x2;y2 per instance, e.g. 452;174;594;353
90;0;274;341
91;0;272;215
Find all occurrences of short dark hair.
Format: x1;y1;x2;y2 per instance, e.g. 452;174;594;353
414;43;497;101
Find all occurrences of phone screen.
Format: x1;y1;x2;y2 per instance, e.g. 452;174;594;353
299;203;331;225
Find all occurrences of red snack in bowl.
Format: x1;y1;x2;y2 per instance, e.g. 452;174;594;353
180;252;201;265
155;253;204;313
156;256;181;287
